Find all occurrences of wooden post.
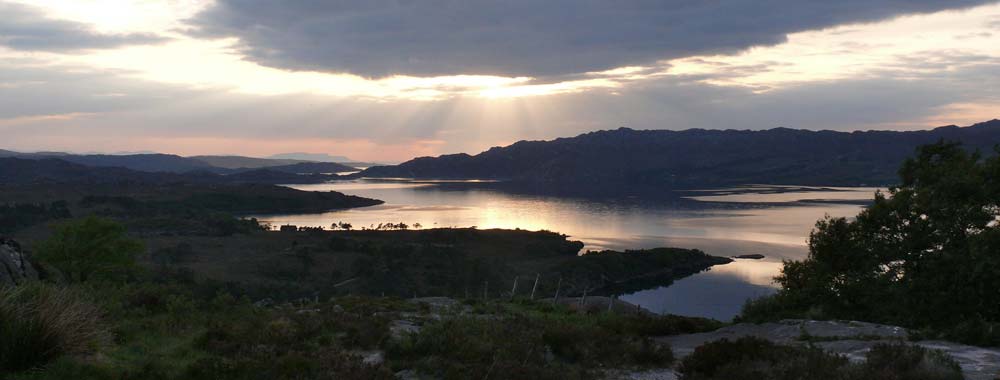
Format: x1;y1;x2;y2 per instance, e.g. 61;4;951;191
607;295;614;312
580;288;588;308
483;281;488;301
510;276;519;300
552;276;562;305
529;273;540;300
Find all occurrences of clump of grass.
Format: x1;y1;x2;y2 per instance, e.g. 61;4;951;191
0;284;109;373
858;343;963;380
386;306;675;380
677;337;965;380
677;337;847;380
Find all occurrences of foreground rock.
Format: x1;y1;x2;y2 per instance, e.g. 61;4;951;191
0;237;39;285
658;320;1000;380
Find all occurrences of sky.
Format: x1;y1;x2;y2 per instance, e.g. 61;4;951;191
1;0;998;162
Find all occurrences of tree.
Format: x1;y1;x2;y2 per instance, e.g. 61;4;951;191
748;142;1000;331
35;216;144;282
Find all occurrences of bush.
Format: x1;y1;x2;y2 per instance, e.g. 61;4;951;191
0;284;109;373
677;337;847;380
35;216;144;283
738;142;1000;345
858;343;963;380
387;316;579;380
386;312;674;380
677;338;965;380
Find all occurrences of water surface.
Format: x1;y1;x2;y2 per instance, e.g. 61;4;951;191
253;180;877;320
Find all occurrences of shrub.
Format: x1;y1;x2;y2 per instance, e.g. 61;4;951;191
677;337;848;380
386;311;674;380
387;316;577;380
34;216;144;283
742;142;1000;341
678;338;965;380
0;284;109;373
858;343;963;380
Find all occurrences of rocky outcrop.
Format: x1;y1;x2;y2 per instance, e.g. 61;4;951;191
0;237;39;286
658;320;1000;380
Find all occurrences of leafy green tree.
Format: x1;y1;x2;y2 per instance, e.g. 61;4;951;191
746;142;1000;333
35;216;144;282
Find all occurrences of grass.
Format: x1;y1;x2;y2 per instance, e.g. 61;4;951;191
384;299;725;380
0;283;109;374
0;275;970;380
2;272;724;380
676;337;964;380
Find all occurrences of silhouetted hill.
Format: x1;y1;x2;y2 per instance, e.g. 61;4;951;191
0;151;357;175
361;120;1000;188
0;157;166;184
60;154;216;173
190;155;310;169
0;151;216;173
0;157;339;185
258;162;358;174
267;152;352;162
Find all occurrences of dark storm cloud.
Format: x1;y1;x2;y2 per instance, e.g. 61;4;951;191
0;2;166;52
187;0;996;78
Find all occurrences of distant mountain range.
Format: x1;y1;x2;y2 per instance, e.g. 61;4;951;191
0;157;344;185
361;119;1000;188
0;151;357;175
267;152;353;162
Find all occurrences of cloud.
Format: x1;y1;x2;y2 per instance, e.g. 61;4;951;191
187;0;994;78
989;15;1000;29
0;2;166;52
0;60;207;120
4;55;996;161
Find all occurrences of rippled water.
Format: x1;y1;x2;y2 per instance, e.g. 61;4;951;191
253;180;878;321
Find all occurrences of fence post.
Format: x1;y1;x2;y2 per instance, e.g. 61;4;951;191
529;273;540;300
580;288;588;308
552;276;562;306
607;295;614;312
510;276;519;300
483;281;488;301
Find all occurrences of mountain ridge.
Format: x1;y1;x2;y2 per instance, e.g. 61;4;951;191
360;119;1000;188
0;151;357;174
0;157;342;185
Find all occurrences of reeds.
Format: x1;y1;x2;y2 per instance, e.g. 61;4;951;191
0;284;109;373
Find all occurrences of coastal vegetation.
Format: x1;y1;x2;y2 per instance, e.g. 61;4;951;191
740;141;1000;346
0;216;729;378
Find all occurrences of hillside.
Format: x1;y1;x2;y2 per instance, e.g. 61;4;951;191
255;161;358;174
190;155;309;169
0;151;216;173
0;151;356;174
361;119;1000;188
0;157;339;185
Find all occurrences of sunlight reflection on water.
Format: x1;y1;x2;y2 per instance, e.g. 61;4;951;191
253;180;878;321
